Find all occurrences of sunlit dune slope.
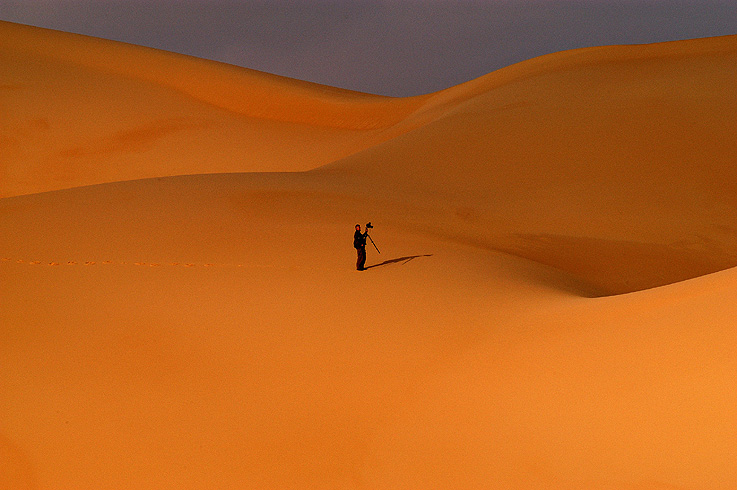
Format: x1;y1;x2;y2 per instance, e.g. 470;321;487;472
318;34;737;295
1;174;735;490
0;21;428;197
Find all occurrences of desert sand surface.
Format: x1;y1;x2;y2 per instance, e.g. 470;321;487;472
1;21;736;490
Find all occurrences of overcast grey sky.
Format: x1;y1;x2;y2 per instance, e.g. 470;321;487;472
1;1;735;96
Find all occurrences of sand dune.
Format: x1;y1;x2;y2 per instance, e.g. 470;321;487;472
1;22;736;490
0;21;429;197
316;35;737;295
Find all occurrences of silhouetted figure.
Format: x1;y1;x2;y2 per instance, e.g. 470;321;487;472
354;224;368;271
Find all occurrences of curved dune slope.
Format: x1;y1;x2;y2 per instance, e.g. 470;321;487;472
0;21;429;197
1;24;736;490
1;174;735;490
318;35;737;295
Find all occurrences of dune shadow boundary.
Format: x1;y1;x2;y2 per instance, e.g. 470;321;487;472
365;254;433;270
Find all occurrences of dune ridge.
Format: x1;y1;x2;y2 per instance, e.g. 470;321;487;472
315;34;737;294
1;20;429;197
1;21;428;128
2;22;736;490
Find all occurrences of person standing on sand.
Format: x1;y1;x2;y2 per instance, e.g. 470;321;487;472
354;224;368;271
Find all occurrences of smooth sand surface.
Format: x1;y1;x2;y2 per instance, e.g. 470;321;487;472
0;21;429;198
2;21;736;490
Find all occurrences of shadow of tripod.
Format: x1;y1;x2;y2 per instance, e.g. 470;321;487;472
365;254;433;269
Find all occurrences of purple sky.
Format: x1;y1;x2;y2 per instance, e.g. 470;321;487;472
1;1;735;96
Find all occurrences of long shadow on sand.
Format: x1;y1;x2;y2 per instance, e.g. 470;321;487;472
366;254;433;270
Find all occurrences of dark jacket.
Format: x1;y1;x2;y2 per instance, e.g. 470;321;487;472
354;230;368;249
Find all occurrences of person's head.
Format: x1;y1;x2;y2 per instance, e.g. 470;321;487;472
355;224;361;231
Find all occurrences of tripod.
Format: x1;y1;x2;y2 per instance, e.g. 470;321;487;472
366;233;380;254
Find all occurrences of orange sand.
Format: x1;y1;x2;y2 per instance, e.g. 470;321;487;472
1;21;736;490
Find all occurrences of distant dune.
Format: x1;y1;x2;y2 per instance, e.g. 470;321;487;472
317;34;737;295
1;21;735;490
0;21;429;197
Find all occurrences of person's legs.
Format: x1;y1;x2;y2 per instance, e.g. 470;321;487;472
357;246;366;270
